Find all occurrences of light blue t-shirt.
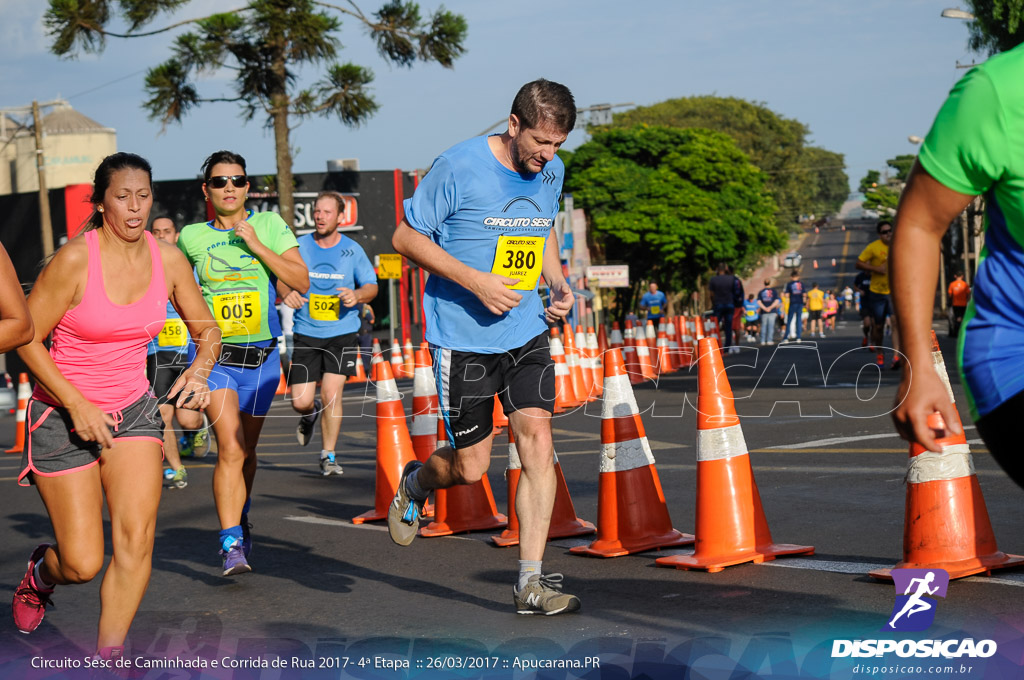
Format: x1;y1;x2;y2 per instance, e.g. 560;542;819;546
292;233;377;338
404;135;564;353
640;291;668;320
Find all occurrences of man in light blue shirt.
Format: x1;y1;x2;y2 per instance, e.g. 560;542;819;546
389;79;580;616
639;282;668;323
279;192;377;475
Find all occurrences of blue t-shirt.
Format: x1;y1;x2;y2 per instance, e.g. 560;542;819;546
785;280;805;306
292;233;377;338
743;299;759;321
640;291;668;319
404;135;563;352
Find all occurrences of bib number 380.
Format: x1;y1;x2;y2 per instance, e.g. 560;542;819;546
490;235;545;291
212;291;261;339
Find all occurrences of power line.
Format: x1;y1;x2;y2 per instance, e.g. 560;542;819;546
66;69;148;100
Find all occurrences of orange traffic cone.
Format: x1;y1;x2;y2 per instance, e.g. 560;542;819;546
655;330;675;374
634;331;658;383
402;339;415;379
275;364;289;396
813;259;819;269
549;328;582;412
5;373;30;454
371;338;384;369
609;322;624;350
831;258;837;267
562;323;589;403
352;360;417;524
586;326;603;399
492;427;595;547
409;348;438;462
597;323;609;354
869;332;1024;581
350;350;368;384
656;337;814;572
571;349;693;557
574;325;595;401
389;339;405;379
492;394;508;434
644;319;657;351
420;415;507;537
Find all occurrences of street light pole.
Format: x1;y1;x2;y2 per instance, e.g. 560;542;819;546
32;101;55;258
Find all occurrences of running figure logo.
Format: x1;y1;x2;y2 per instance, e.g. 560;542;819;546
883;568;949;632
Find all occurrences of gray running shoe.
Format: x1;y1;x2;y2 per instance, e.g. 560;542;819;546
296;398;322;446
320;455;344;476
514;573;581;616
387;460;425;546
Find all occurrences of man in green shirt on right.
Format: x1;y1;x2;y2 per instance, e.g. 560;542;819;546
891;42;1024;491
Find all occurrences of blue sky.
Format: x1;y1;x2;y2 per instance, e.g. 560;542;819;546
0;1;979;193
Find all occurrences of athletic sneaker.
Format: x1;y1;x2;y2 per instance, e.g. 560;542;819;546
320;455;343;476
876;352;885;367
241;514;253;559
191;423;210;458
221;543;251;576
296;398;322;447
891;358;903;371
178;434;195;458
861;336;868;347
388;460;425;546
514;573;581;616
13;544;54;634
167;468;188;489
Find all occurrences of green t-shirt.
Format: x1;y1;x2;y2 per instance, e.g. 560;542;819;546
918;42;1024;420
178;210;299;344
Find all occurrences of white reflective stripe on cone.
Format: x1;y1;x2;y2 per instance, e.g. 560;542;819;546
696;424;749;462
410;415;436;436
601;374;640;414
555;362;571;376
932;351;955;403
550;338;565;356
413;368;436;396
600;436;656;472
906;444;974;483
376;379;402;403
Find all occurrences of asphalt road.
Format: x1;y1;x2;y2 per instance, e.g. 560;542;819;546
1;223;1021;679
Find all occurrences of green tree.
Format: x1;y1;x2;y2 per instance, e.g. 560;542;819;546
610;96;829;228
859;170;881;195
564;125;783;310
44;0;467;228
803;146;849;216
886;154;915;182
859;155;913;215
965;0;1024;54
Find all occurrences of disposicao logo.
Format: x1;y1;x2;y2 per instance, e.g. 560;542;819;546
884;568;949;632
831;569;997;659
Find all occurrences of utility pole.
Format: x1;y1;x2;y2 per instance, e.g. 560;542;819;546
32;101;55;257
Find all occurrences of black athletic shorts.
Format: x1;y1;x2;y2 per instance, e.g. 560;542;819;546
147;351;190;406
808;309;822;321
433;332;554;450
288;332;360;385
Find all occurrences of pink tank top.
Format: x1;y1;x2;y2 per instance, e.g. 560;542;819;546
34;230;168;412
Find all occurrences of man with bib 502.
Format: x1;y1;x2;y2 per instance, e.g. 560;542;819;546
280;191;377;475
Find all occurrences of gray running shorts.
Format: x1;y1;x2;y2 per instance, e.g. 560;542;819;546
18;392;163;487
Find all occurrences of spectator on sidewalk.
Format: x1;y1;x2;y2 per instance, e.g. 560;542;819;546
756;279;780;345
708;263;738;352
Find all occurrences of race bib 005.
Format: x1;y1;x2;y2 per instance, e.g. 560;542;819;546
491;235;545;291
212;290;261;339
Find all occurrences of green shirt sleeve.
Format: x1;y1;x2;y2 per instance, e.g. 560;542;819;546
261;212;299;255
919;66;1009;196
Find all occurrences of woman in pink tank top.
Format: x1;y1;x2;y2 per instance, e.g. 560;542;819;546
12;153;221;660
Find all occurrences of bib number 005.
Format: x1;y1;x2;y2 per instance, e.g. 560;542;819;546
490;235;545;291
212;291;261;339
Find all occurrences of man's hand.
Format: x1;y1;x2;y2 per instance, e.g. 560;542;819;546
282;290;307;310
545;280;575;323
337;287;358;308
469;271;523;315
891;361;962;451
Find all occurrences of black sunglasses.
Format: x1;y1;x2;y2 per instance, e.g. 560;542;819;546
879;229;892;235
207;175;247;189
